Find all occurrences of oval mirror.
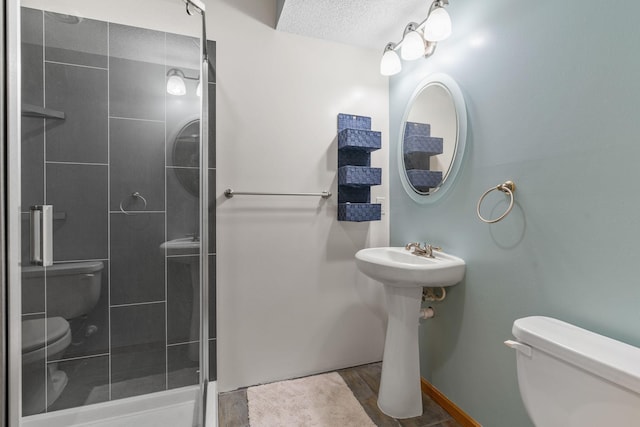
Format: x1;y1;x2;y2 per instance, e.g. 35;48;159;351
173;119;200;197
398;73;467;204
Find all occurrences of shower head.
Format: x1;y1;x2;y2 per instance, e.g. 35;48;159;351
183;0;205;14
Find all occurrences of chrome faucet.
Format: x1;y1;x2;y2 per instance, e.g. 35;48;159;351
405;242;442;258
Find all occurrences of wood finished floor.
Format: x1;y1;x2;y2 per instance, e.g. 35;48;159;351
218;362;462;427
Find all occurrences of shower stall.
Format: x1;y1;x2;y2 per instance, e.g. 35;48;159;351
4;0;216;425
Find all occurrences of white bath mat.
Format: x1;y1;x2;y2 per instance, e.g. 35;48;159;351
247;372;375;427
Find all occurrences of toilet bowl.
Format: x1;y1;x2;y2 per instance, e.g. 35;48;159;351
506;316;640;426
21;261;104;415
22;317;72;415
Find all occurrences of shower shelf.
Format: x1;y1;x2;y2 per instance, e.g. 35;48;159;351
22;104;66;120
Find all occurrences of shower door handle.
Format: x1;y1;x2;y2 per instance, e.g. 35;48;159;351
30;205;53;266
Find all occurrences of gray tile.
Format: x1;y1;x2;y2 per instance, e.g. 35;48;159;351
338;368;400;427
209;254;216;339
165;159;214;254
166;254;215;344
22;8;43;47
109;23;164;64
432;420;463;427
167;256;198;344
57;261;109;360
111;302;165;349
109;23;165;121
398;393;453;427
355;362;383;393
45;12;107;68
207;40;216;83
22;264;45;315
166;33;200;71
109;57;165;121
208;83;216;168
166;94;199;168
167;343;199;390
20;213;31;265
167;166;198;245
165;86;215;169
47;355;110;412
111;303;166;398
110;213;165;305
208;172;216;254
110;119;165;212
22;7;44;107
46;163;108;261
21;117;45;209
22;315;46;416
209;338;217;381
45;62;108;163
218;389;249;427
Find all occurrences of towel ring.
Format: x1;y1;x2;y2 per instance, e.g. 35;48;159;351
119;192;148;215
477;181;516;224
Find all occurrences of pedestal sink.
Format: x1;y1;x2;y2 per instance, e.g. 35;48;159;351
355;246;465;419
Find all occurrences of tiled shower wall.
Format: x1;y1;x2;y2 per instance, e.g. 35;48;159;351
20;7;216;414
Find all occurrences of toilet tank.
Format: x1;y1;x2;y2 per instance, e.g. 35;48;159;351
22;261;104;319
509;316;640;427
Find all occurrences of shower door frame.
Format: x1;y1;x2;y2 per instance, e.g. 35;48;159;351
6;0;23;423
3;0;211;424
1;0;8;424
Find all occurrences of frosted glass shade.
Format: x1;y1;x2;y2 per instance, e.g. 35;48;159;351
424;7;452;42
167;75;186;96
380;49;401;76
401;30;425;60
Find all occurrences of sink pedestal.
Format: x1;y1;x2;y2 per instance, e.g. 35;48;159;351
354;246;466;420
378;285;423;419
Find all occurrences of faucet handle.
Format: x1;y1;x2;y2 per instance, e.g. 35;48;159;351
405;242;421;251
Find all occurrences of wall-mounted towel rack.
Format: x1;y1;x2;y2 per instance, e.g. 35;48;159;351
477;180;516;224
224;189;331;199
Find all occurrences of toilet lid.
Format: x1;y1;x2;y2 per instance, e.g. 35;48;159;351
22;317;70;353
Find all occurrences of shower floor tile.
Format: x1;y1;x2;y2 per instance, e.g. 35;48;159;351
217;362;463;427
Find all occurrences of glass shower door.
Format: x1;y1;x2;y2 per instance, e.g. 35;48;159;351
11;1;213;425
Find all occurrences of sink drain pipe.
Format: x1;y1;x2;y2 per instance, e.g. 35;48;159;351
422;286;446;302
420;307;435;320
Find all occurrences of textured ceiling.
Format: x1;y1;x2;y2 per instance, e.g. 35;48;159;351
276;0;430;51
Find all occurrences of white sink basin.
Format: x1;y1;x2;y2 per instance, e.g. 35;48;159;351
355;246;465;288
160;237;200;251
355;246;466;419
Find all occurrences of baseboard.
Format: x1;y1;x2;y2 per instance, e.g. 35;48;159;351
420;378;482;427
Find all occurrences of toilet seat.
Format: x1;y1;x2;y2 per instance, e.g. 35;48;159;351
22;317;71;365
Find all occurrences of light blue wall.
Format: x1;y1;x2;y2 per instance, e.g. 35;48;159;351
389;1;640;425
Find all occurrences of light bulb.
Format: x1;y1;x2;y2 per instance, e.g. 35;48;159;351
196;81;202;97
401;30;426;60
167;75;186;96
380;49;401;76
424;7;452;42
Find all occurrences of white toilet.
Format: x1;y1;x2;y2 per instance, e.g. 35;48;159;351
505;316;640;426
21;261;104;415
22;317;72;415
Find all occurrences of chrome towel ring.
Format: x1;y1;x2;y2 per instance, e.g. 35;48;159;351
477;181;516;224
119;192;148;215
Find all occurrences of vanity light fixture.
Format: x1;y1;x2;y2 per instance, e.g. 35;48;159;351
380;0;452;76
380;43;402;76
166;68;201;96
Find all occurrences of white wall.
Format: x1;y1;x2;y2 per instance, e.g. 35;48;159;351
209;0;389;391
23;0;391;392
